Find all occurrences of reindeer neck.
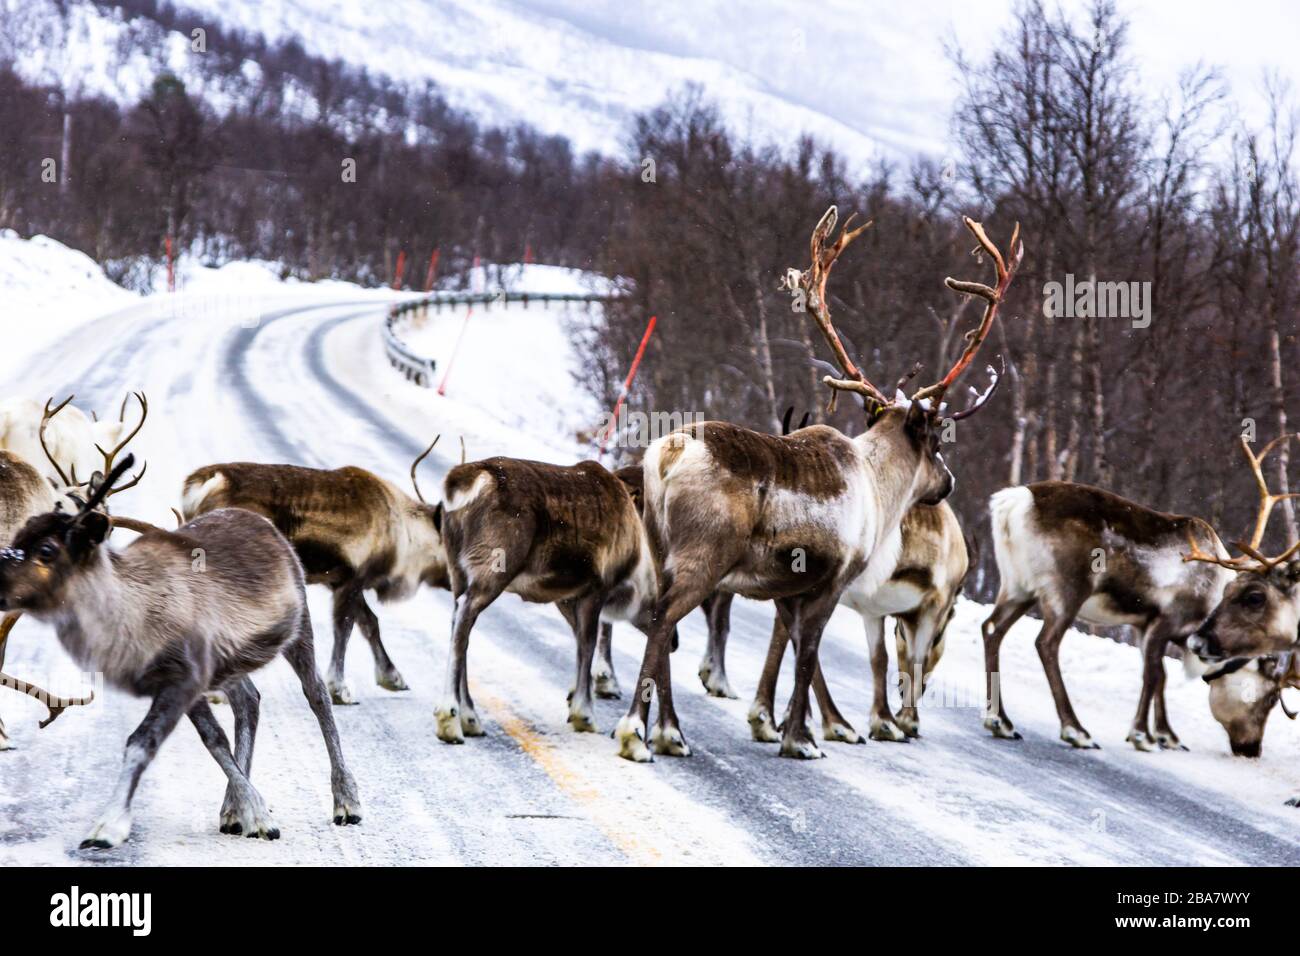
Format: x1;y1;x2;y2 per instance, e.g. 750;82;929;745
852;420;924;546
51;551;153;678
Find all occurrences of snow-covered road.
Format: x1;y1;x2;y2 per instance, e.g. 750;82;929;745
3;286;1300;866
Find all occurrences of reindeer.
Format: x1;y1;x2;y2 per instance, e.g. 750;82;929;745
1205;653;1300;757
614;208;1021;762
0;455;361;848
435;456;660;742
0;392;147;492
748;498;971;744
0;450;99;749
980;433;1300;750
180;441;449;705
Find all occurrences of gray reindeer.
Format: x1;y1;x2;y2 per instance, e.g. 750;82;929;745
0;454;361;849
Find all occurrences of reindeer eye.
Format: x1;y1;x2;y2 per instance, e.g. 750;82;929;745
1241;589;1267;611
35;542;58;561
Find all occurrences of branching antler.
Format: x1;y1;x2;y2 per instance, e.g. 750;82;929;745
94;392;149;498
39;395;75;487
410;435;440;503
1185;434;1300;572
913;217;1023;412
780;206;889;408
0;613;93;728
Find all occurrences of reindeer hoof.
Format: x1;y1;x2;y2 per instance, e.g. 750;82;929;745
615;715;653;762
461;709;485;737
1061;726;1100;749
1155;732;1188;751
747;703;781;743
897;709;921;738
333;803;363;826
593;672;623;699
651;724;691;756
869;717;908;743
1126;730;1156;752
779;737;824;760
329;681;358;706
983;716;1021;740
568;710;598;734
824;721;865;744
1286;795;1300;808
80;811;131;850
376;669;409;692
698;661;737;699
434;705;464;744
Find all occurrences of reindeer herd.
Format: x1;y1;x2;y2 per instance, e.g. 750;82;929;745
1;207;1299;853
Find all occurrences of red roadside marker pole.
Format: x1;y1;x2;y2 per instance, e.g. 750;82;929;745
392;249;407;291
598;314;657;456
165;235;175;292
424;248;440;292
436;305;474;397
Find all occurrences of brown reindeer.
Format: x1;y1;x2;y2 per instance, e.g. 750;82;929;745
615;208;1021;761
983;435;1300;751
181;442;449;705
0;455;361;848
435;457;659;742
981;482;1234;750
748;498;971;744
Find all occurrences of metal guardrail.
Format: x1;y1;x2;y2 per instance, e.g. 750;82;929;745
384;289;625;388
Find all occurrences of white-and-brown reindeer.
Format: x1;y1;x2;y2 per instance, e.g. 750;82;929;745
0;393;148;493
435;456;660;742
980;435;1300;751
0;454;362;848
747;498;971;744
180;441;450;705
614;207;1022;762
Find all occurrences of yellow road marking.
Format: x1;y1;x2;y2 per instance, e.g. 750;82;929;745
472;686;662;865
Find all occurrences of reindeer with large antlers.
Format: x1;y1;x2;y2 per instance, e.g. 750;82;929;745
978;435;1300;751
614;207;1021;761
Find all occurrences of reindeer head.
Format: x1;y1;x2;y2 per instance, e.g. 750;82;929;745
782;207;1020;509
1208;654;1300;757
38;392;148;516
408;436;451;590
0;455;135;617
1185;434;1300;671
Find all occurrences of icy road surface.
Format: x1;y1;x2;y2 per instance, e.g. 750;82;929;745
3;287;1300;866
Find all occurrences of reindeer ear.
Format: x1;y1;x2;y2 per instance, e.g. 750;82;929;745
431;503;443;535
67;511;111;550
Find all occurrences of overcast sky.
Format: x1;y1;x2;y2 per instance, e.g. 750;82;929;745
516;0;1300;158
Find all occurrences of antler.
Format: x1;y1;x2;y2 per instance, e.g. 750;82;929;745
1184;435;1300;572
0;613;93;728
93;392;148;498
38;395;76;487
410;435;440;503
781;206;889;408
913;217;1023;414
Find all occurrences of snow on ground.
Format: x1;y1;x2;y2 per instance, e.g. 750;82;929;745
387;263;606;460
0;230;134;381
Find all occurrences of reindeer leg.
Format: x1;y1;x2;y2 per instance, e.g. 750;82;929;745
81;682;197;850
617;573;715;762
283;609;361;825
898;608;940;738
435;577;504;744
748;611;789;742
219;678;261;829
1152;645;1188;750
568;595;602;733
981;599;1031;740
327;583;361;705
865;615;906;742
778;589;841;760
355;593;408;693
592;621;621;699
814;660;862;744
698;592;738;698
1128;621;1180;751
0;613;12;751
190;699;278;840
1034;599;1097;749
